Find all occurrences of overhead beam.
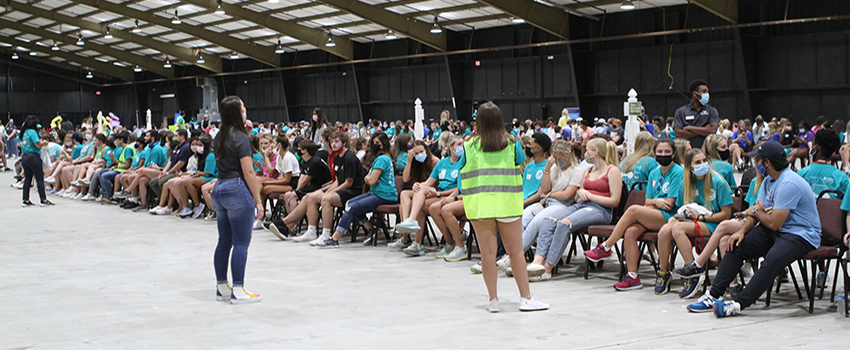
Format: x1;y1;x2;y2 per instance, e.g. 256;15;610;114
0;54;103;86
67;0;280;67
179;0;354;60
313;0;447;51
7;42;134;81
0;17;174;78
476;0;569;39
691;0;738;24
565;0;644;10
8;1;223;72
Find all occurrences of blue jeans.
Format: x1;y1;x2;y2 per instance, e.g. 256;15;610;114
335;193;395;234
536;201;613;266
7;136;18;158
521;199;572;252
100;170;120;198
21;153;45;202
212;178;255;285
88;168;109;196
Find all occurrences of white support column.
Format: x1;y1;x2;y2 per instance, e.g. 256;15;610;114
146;109;152;131
414;98;424;140
623;89;642;156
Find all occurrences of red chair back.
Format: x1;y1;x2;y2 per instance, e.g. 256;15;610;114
816;193;844;247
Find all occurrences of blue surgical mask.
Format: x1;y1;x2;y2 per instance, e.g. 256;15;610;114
699;93;709;106
414;152;427;163
454;147;464;158
692;162;710;177
757;163;767;177
85;134;93;141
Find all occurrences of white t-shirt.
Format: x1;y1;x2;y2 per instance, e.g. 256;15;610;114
275;151;300;177
356;150;365;160
209;127;219;139
187;154;198;172
550;164;584;193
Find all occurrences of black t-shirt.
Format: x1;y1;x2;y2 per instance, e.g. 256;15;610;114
333;149;366;190
610;127;625;145
302;154;332;188
781;131;794;146
168;141;192;172
216;132;253;180
315;149;329;164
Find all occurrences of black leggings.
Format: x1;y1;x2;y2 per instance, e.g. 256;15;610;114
21;153;46;202
709;224;814;309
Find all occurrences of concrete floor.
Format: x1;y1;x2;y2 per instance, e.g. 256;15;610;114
1;170;847;349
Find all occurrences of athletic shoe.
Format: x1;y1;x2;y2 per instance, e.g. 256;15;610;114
403;241;425;256
674;261;706;279
149;206;163;214
293;230;318;243
728;284;743;301
204;211;217;221
395;218;421;234
113;191;130;199
178;207;194;218
46;188;58;195
82;179;90;185
434;245;453;259
679;275;706;299
94;196;103;203
12;181;23;189
154;207;173;215
584;244;613;262
73;179;85;187
104;198;119;205
192;203;206;219
121;201;139;210
519;296;549;311
444;246;468;262
230;286;261;305
487;298;500;313
613;276;643;291
470;262;483;274
22;200;34;207
72;192;84;200
252;219;264;230
713;300;740;318
44;176;56;184
526;263;545;277
133;205;150;213
268;221;289;241
654;271;672;295
80;194;93;201
529;272;552;282
687;294;721;313
216;283;231;302
316;238;339;249
308;234;330;246
387;238;410;251
496;255;511;272
505;267;513;277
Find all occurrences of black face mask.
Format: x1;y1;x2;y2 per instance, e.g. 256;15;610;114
524;147;534;158
717;149;730;161
656;155;674;167
371;143;382;153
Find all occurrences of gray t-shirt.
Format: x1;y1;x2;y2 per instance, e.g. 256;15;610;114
216;131;253;180
673;103;719;149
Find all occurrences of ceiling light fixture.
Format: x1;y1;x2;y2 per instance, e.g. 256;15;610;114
29;51;37;56
11;51;18;59
52;43;59;51
132;19;142;33
430;16;442;34
164;56;172;68
104;27;112;39
385;30;397;40
620;0;635;10
76;34;84;46
512;17;525;23
86;71;93;79
269;0;279;3
172;10;181;25
230;51;238;59
197;52;205;64
134;65;142;73
326;34;335;47
274;40;285;54
214;1;225;15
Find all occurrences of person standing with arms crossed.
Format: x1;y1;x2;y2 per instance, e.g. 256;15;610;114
460;102;548;313
674;80;719;149
212;96;264;304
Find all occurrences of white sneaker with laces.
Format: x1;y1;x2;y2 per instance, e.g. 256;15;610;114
496;255;512;271
149;206;163;214
387;238;410;251
72;193;84;200
293;230;318;243
519;296;549;311
155;207;173;215
309;233;330;246
487;298;500;313
526;263;546;277
44;176;56;184
253;219;264;230
81;194;94;201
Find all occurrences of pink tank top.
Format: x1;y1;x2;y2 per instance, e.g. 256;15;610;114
583;165;612;197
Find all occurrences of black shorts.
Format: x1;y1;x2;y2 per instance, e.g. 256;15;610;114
294;184;319;200
335;188;361;206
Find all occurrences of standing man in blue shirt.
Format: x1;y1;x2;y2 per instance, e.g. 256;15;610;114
673;80;719;149
686;141;820;317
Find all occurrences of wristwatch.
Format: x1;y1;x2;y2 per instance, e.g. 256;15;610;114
437;192;441;198
752;206;759;214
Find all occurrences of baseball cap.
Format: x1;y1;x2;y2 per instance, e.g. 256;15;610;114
748;141;785;161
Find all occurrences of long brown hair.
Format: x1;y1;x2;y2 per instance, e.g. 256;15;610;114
471;102;511;152
406;140;435;183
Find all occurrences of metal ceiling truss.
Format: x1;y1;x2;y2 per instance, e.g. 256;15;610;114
8;1;223;72
476;0;569;39
690;0;738;23
9;40;134;81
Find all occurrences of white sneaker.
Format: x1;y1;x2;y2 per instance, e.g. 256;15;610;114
309;233;330;246
526;263;546;277
81;194;94;201
395;218;421;234
496;255;512;271
179;207;194;218
72;193;84;200
44;176;56;184
12;182;23;189
293;229;318;243
388;237;410;251
155;207;173;215
230;285;261;305
149;206;163;214
82;179;91;185
529;272;552;282
487;298;500;313
470;262;483;274
519;296;549;311
253;219;264;230
444;246;468;262
434;245;453;258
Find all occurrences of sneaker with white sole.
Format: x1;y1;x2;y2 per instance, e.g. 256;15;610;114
470;262;483;274
252;219;264;230
444;246;468;262
216;283;231;301
155;207;173;215
713;300;741;318
230;285;261;305
44;176;55;184
178;207;194;218
496;255;512;272
687;293;721;313
434;245;453;259
387;237;410;251
403;241;425;256
293;230;318;243
526;263;545;277
519;296;549;311
529;272;552;282
395;217;421;234
192;203;206;219
149;206;163;214
487;298;500;313
204;211;217;220
309;234;330;246
316;238;339;249
72;193;84;200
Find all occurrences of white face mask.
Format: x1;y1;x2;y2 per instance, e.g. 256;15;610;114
242;112;247;122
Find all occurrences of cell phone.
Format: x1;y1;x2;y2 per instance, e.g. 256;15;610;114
676;216;692;221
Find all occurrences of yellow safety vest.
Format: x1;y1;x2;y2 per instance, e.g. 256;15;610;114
460;137;523;220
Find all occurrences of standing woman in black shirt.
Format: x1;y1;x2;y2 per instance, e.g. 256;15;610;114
212;96;264;304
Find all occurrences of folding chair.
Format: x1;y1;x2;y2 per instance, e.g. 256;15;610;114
576;181;633;278
585;181;647;280
369;176;406;246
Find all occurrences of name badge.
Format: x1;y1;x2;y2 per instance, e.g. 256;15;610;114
685;115;695;120
701;110;709;115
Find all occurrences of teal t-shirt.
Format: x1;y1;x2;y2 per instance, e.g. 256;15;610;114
711;160;736;187
432;129;442;140
21;129;40;155
103;146;115;167
137;147;150;167
370;154;397;201
798;163;850;200
252;152;263;173
523;160;548;200
149;144;168;167
675;171;734;232
647;163;684;220
386;127;396;137
201;152;218;182
744;177;759;206
396;152;408;171
46;142;62;160
72;144;83;159
622;156;658;191
430;157;462;192
79;141;95;158
131;149;142;168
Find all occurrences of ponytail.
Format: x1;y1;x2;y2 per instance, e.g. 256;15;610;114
604;141;619;166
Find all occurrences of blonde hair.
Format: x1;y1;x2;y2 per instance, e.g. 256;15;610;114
588;138;619;166
550;139;578;177
682;149;720;211
439;133;460;157
719;119;730;131
620;131;655;173
674;138;690;164
561;108;569;118
701;134;726;161
767;121;780;137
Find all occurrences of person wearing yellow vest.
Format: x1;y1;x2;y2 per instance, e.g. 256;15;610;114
99;131;135;202
459;102;548;313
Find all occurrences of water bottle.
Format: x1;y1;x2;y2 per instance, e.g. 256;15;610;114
838;287;846;316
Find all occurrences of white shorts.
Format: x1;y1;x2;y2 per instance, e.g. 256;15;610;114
496;216;520;223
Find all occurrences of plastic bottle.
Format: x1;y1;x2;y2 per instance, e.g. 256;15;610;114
838;287;846;316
